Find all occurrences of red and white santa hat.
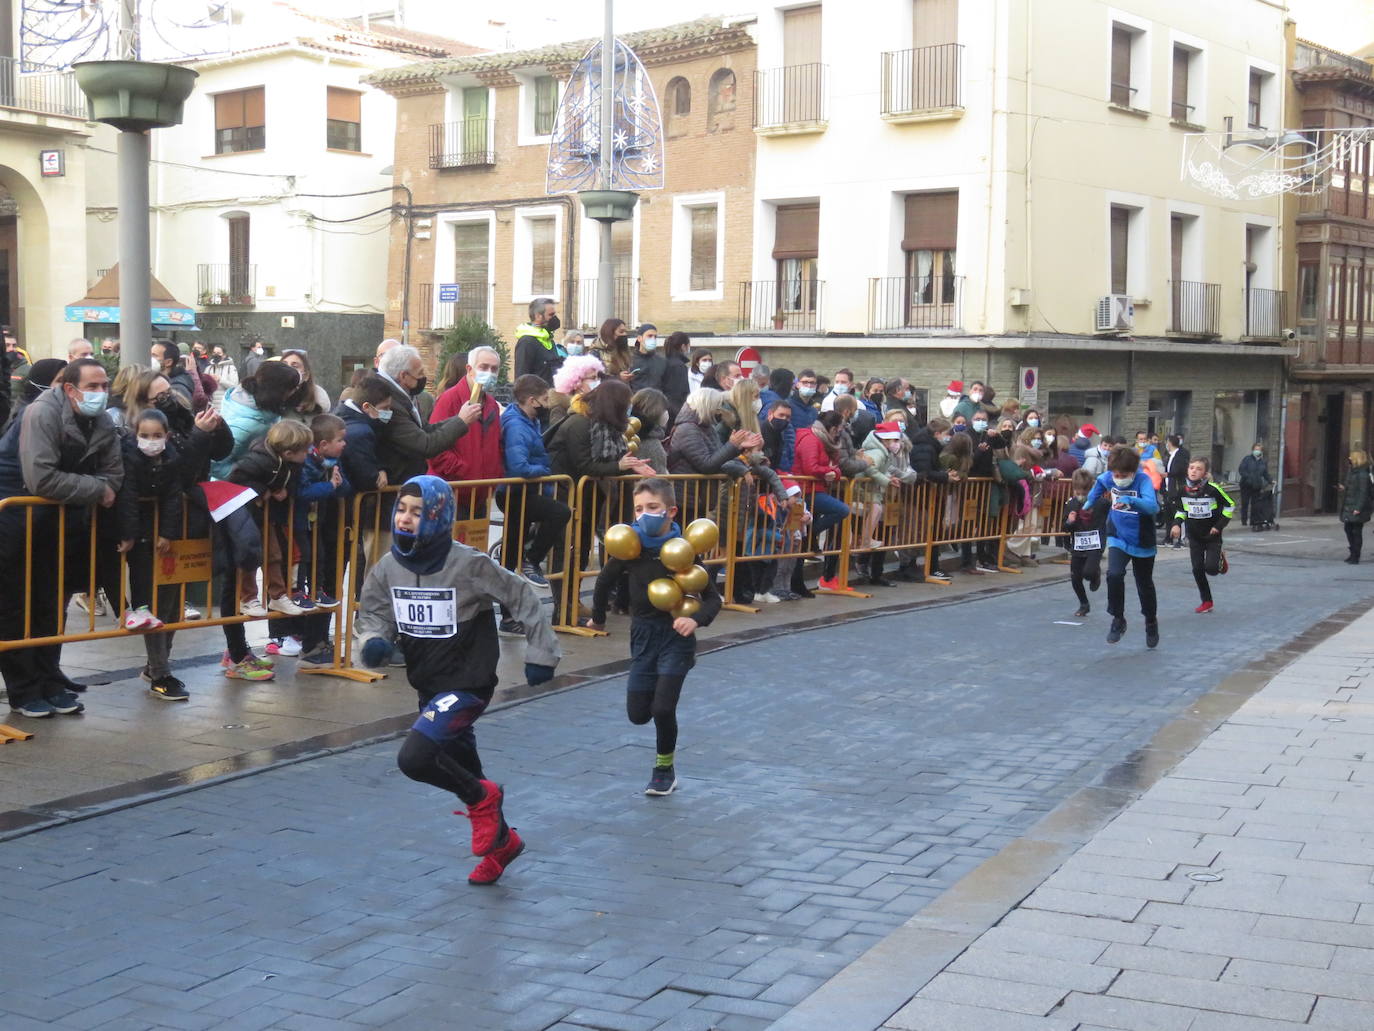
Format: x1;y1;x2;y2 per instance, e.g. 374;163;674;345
875;421;903;440
947;380;963;395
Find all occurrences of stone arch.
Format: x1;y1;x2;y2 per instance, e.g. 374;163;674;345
707;68;736;133
0;163;58;359
665;76;691;137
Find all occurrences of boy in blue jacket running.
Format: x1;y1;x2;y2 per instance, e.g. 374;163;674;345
1084;446;1161;648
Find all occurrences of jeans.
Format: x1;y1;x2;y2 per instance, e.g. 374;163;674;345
1105;547;1157;621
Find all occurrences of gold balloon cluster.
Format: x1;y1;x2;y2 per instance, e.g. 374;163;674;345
603;518;720;620
625;416;642;454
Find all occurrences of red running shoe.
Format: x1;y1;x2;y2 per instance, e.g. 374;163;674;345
468;828;524;885
1195;601;1214;614
817;576;843;591
459;781;506;856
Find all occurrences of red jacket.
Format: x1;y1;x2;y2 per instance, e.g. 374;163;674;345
428;378;504;491
793;426;841;487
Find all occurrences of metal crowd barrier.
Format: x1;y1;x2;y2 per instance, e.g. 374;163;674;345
921;477;1018;581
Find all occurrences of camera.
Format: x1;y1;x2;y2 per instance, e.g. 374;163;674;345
1283;328;1296;341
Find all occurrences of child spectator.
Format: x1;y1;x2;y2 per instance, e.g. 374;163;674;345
1084;445;1161;647
1063;467;1109;618
225;419;312;621
584;478;723;795
282;413;351;662
116;409;188;700
500;374;572;589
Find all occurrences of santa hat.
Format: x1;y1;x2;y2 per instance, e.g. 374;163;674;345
1079;423;1099;438
781;478;803;497
874;421;903;440
947;380;963;394
198;480;258;522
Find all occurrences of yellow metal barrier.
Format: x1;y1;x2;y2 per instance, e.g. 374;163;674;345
922;477;1018;581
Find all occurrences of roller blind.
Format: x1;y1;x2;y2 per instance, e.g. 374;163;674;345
902;191;958;251
1110;27;1132;104
783;4;822;66
1110;206;1130;295
529;217;556;294
327;87;361;122
690;206;717;290
772;203;819;260
1171;46;1189;119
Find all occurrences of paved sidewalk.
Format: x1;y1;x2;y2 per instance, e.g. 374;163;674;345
871;603;1374;1030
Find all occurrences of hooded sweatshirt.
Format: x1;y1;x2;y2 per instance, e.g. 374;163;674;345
1083;469;1159;557
354;475;561;704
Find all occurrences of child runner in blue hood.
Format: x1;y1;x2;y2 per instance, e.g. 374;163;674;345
355;474;562;885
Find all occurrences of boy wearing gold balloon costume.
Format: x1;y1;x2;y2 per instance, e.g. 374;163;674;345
586;478;722;796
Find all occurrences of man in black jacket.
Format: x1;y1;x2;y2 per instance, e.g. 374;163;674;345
152;339;198;405
629;323;666;391
513;297;564;386
1162;434;1190;546
374;345;474;483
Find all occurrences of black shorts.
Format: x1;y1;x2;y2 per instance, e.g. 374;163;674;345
628;619;696;692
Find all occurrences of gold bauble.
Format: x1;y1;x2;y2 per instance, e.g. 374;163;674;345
647;577;684;612
626;417;642;436
659;537;695;572
603;523;642;561
628;434;641;447
674;564;709;594
683;519;720;554
626;439;640;454
672;596;701;619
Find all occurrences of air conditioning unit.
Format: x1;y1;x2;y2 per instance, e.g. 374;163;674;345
1096;294;1134;332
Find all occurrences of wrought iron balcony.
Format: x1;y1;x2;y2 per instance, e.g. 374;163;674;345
571;278;638;328
197;264;256;307
1167;280;1220;337
880;45;963;121
0;57;87;120
753;64;827;135
869;275;964;331
1244;287;1286;340
418;281;490;330
429;118;495;169
738;279;824;332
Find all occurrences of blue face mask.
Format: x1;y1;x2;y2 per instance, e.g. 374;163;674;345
953;423;968;433
972;420;988;432
322;456;338;470
77;390;107;417
376;408;393;423
636;511;670;537
474;369;497;388
1027;418;1040;428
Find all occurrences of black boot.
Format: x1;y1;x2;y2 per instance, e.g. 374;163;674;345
1145;620;1160;649
1107;618;1126;644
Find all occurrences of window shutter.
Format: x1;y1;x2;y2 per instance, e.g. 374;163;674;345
902;191;958;251
782;4;822;66
1110;27;1132;105
534;77;558;135
242;87;265;128
215;91;244;130
1171;47;1189;120
690;207;717;290
529;217;555;294
1110;207;1130;295
454;222;489;282
913;0;958;49
327;87;361;123
228;215;250;269
772;203;819;259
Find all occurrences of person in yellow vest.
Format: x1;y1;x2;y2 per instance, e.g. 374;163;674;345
513;297;564;389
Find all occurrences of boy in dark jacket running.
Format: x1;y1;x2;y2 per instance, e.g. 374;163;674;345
1063;467;1109;617
1170;457;1234;613
355;475;561;885
584;478;722;796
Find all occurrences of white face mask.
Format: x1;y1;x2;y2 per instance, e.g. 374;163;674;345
376;407;393;423
137;436;166;456
1112;474;1134;488
969;391;984;402
698;360;712;373
833;383;850;395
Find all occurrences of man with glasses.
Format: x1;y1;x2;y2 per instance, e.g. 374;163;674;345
375;345;477;483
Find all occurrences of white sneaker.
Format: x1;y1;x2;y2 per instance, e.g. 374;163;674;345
267;595;307;616
96;589;111;617
183;604;203;621
72;593;93;615
756;592;782;604
267;636;303;657
123;606;157;630
240;596;269;618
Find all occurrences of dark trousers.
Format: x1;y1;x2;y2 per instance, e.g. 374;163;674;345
498;487;571;569
1239;485;1259;525
1189;536;1223;603
1346;521;1364;562
0;509;63;707
1106;547;1157;621
1069;549;1102;606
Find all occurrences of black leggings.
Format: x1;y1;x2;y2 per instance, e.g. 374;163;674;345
1346;521;1364;562
396;730;487;807
1189;536;1223;603
627;674;685;756
1069;549;1102;606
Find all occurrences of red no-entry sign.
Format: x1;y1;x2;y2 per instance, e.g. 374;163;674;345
736;346;762;373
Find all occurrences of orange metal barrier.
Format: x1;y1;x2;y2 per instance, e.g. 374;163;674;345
922;477;1018;582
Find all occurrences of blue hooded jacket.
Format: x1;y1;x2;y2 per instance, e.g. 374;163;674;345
1084;469;1159;557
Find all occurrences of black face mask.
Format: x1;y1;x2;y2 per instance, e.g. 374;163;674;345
155;393;192;431
545;314;560;334
408;376;427;397
769;417;790;432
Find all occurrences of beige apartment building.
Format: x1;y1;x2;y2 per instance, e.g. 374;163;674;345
367;17;756;360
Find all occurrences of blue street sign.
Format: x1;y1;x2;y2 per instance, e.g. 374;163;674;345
438;283;460;303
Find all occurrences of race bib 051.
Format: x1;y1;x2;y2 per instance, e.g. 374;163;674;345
1072;529;1102;551
391;586;457;639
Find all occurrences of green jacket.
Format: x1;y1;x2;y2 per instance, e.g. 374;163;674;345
1342;465;1372;524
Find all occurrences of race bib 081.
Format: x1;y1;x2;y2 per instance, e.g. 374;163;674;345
391;586;457;639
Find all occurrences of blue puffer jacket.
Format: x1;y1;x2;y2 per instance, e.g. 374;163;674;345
501;404;553;484
210;386;279;479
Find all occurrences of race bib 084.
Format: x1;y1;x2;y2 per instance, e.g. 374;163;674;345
1072;529;1102;551
391;586;457;639
1185;497;1214;519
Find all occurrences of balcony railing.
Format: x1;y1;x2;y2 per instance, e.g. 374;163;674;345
197;264;256;306
1244;287;1286;340
869;275;964;331
753;64;827;134
571;278;637;328
880;44;963;120
429;118;495;169
738;279;824;332
1168;280;1220;337
0;57;87;119
418;281;490;330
